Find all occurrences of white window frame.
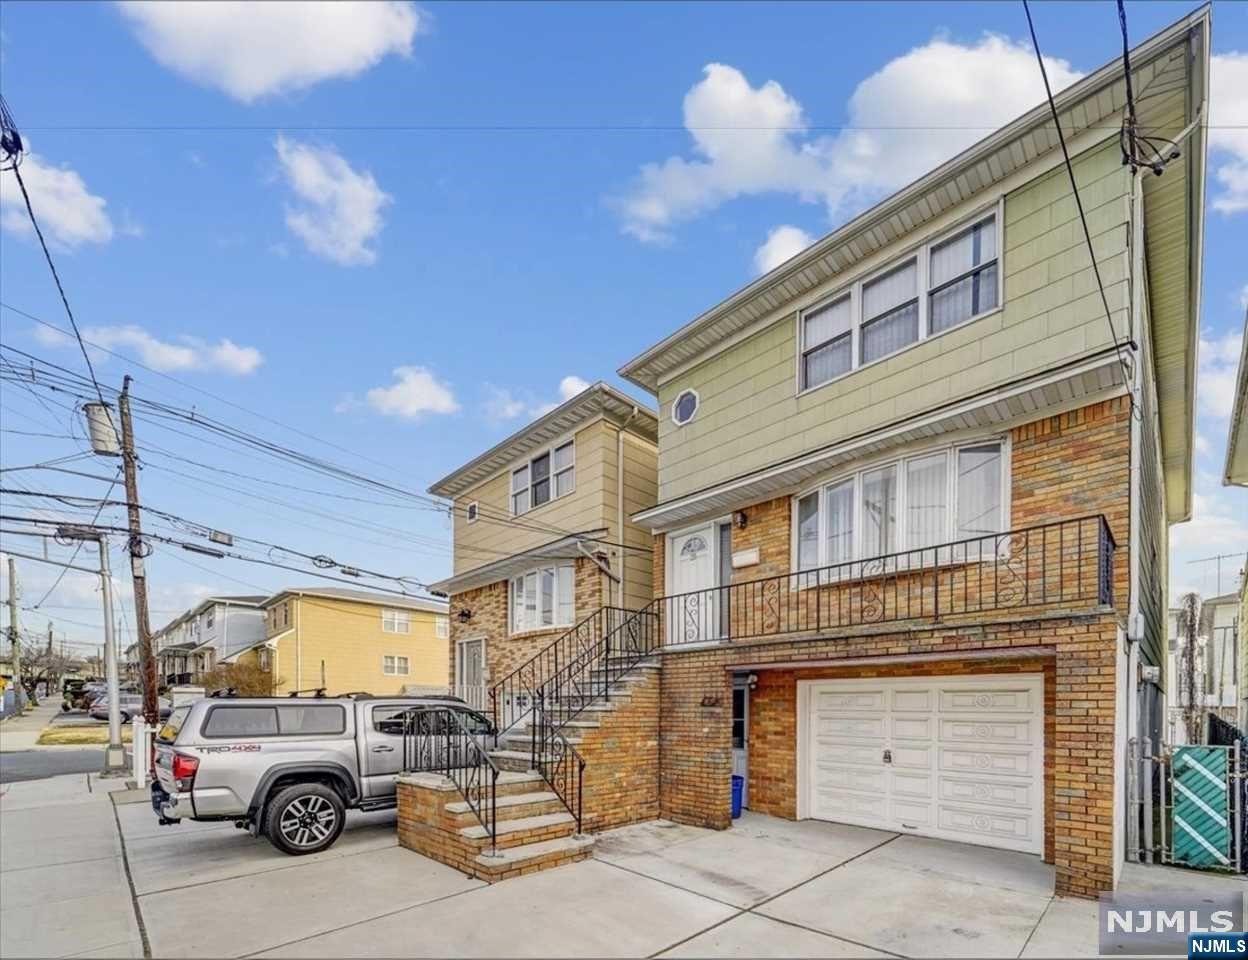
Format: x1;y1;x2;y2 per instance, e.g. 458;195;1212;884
508;562;576;634
381;608;412;634
510;440;576;515
465;501;479;524
382;654;410;676
795;200;1004;396
790;434;1012;574
435;616;449;639
671;388;701;426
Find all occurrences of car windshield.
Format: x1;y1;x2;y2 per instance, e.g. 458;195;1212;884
157;706;189;744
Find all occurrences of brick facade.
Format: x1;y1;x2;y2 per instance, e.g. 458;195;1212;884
448;556;606;689
646;399;1131;899
578;665;661;833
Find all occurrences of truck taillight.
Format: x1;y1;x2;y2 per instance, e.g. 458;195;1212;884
172;752;199;790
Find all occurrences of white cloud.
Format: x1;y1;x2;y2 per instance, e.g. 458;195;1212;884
1170;489;1248;555
1198;329;1244;419
1210;53;1248;215
614;36;1081;243
365;366;458;419
754;225;815;275
274;136;391;266
483;376;592;421
33;323;263;375
117;0;423;103
0;150;114;249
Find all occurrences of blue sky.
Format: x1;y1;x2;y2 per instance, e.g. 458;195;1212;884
0;1;1245;655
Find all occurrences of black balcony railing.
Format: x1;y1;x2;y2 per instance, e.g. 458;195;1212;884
650;514;1116;648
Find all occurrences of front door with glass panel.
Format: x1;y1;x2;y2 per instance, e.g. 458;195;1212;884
456;638;485;710
667;524;717;644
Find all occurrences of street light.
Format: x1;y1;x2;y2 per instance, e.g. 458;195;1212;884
55;525;125;776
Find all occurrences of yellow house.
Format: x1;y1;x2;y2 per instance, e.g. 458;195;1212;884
255;587;450;696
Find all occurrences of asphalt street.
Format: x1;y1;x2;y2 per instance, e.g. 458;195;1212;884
0;748;105;783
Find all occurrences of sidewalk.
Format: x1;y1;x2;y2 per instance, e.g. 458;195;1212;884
0;702;65;752
0;771;144;959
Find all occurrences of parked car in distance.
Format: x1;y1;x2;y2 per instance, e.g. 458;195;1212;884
150;695;493;855
89;693;172;723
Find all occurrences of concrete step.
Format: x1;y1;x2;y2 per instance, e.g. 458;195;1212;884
444;790;565;826
459;811;576;849
472;833;595;876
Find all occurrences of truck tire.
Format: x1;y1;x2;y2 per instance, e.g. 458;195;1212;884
263;783;346;856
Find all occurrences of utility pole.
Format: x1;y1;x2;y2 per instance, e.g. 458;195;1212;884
118;376;157;726
6;556;21;707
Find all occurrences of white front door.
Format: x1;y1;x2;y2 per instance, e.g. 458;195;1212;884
667;524;717;644
456;638;486;710
802;674;1044;854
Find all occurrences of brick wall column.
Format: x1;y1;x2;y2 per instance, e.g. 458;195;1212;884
659;653;733;827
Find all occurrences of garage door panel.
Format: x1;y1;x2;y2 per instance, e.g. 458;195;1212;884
939;746;1035;778
939;717;1035;746
814;741;882;765
814;763;886;794
890;744;932;769
817;690;885;711
938;806;1034;849
939;776;1032;809
939;687;1036;713
815;715;886;740
805;674;1044;856
891;688;933;712
890;771;932;798
891;715;932;740
814;790;889;823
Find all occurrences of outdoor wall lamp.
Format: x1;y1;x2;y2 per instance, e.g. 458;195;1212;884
456;608;473;623
733;510;748;530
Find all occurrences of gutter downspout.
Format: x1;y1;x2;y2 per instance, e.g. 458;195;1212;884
617;405;641;608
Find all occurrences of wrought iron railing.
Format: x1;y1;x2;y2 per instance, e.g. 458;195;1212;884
490;606;636;738
652;514;1115;648
402;706;499;853
532;699;586;832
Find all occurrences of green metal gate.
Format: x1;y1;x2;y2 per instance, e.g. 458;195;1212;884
1172;747;1232;868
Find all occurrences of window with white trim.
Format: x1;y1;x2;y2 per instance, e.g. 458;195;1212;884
799;210;1001;391
381;609;411;634
382;655;410;676
465;502;479;524
795;439;1006;570
511;441;574;514
510;563;575;632
435;616;449;639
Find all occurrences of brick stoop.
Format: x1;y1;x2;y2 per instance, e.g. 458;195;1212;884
396;771;594;882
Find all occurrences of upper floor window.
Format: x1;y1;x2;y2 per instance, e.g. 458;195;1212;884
465;501;479;524
435;616;449;639
511;441;574;514
205;608;215;630
795;439;1006;571
510;563;575;633
382;609;411;634
672;389;700;426
799;209;1001;392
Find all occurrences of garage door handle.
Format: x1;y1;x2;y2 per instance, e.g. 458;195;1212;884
371;745;395;753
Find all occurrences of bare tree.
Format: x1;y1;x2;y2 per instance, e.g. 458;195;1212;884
1177;592;1203;744
19;645;78;703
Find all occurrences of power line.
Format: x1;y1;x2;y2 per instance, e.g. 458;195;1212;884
1021;0;1134;399
12;122;1248;133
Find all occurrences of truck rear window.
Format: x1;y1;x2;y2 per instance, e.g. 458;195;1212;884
202;704;346;738
157;706;189;744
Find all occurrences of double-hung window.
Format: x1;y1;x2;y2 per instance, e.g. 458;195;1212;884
383;655;410;676
861;260;919;365
795;439;1006;571
797;207;1001;391
382;609;411;634
510;563;575;632
801;295;852;390
929;214;998;334
511;441;574;514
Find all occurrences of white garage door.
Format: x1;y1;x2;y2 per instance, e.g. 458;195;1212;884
801;674;1044;855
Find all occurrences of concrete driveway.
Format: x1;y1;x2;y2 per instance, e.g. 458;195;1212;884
7;773;1245;959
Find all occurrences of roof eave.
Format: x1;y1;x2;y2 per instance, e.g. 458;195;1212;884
1223;309;1248;487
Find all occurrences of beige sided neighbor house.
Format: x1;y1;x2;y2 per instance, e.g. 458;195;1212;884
256;588;449;696
428;382;659;709
396;8;1207;896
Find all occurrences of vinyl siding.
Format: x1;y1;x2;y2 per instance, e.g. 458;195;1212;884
654;138;1132;506
269;597;448;696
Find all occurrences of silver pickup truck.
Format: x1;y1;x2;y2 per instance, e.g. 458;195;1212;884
151;695;493;855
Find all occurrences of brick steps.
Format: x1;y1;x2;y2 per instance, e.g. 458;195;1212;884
460;811;576;850
444;790;564;827
472;834;594;879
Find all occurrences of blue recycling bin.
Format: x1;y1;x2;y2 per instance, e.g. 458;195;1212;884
730;775;744;819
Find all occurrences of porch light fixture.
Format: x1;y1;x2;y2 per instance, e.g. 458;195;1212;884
733;510;748;530
456;608;473;623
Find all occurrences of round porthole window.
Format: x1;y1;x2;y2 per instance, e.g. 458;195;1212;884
672;389;699;426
